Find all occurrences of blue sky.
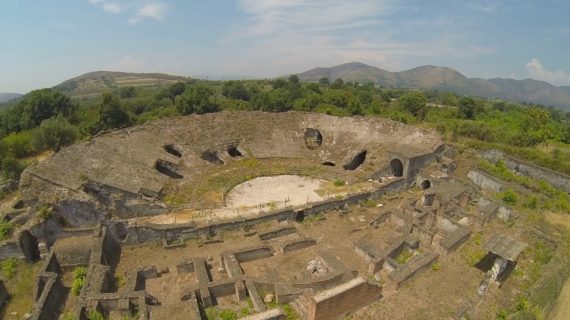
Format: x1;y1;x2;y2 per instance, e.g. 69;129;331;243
1;0;570;93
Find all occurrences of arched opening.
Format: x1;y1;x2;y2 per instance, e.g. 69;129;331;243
19;230;40;262
227;146;243;157
304;128;323;149
420;180;431;190
390;159;404;177
295;211;305;222
155;159;183;179
163;144;182;158
322;161;336;166
343;150;367;171
201;151;224;165
114;222;128;241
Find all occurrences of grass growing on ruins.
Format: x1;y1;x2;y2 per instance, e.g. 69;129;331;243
395;248;414;265
71;266;87;296
1;258;17;278
460;232;487;266
0;261;41;318
164;158;325;207
0;218;12;240
479;159;570;213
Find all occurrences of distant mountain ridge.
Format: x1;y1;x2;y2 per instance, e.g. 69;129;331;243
298;62;570;110
54;71;191;97
0;92;22;104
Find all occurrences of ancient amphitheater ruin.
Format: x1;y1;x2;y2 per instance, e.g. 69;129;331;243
0;112;528;319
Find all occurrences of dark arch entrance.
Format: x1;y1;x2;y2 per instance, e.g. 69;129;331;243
390;159;404;177
19;230;40;262
295;211;305;222
420;180;431;190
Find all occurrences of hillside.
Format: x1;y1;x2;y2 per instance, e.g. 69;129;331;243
0;92;22;104
298;63;570;110
54;71;191;97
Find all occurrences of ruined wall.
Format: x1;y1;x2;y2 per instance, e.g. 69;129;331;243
467;170;503;192
30;251;65;320
307;277;382;320
480;149;570;193
115;178;408;247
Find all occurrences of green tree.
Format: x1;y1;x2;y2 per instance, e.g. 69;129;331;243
176;84;219;115
119;86;136;98
222;81;250;101
458;96;478;119
167;82;187;104
2;158;26;181
330;78;345;89
18;89;75;130
32;116;78;152
99;92;131;129
1;131;34;158
288;74;300;85
318;77;330;86
399;91;428;120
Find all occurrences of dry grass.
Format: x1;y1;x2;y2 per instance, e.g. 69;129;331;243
1;261;42;319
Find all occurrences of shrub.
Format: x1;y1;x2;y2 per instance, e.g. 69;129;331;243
0;219;12;240
72;266;88;295
501;189;518;205
219;309;237;320
333;179;345;187
1;157;26;181
1;258;17;278
87;310;105;320
431;263;441;271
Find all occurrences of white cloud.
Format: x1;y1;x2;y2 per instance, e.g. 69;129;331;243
526;58;570;85
109;56;146;72
236;0;394;36
221;0;492;77
87;1;167;24
102;2;123;14
129;3;168;25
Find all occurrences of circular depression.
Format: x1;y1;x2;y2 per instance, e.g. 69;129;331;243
225;175;325;209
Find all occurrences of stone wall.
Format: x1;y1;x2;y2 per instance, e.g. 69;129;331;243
115;178;408;248
467;170;503;192
480;149;570;193
306;277;382;320
30;251;65;320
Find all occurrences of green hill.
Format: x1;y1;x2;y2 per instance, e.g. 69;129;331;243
54;71;191;97
298;62;570;110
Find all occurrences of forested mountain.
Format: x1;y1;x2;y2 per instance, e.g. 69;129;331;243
298;62;570;110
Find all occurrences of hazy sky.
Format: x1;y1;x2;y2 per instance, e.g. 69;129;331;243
1;0;570;93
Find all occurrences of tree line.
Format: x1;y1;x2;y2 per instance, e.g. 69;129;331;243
1;75;570;184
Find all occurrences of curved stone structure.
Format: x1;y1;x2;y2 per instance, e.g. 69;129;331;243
20;111;443;226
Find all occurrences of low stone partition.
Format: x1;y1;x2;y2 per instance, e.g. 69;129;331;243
388;252;439;289
354;239;385;274
437;227;471;256
281;238;316;254
306;277;382;320
245;280;266;312
30;250;65;320
258;225;297;241
233;244;273;263
239;308;285;320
